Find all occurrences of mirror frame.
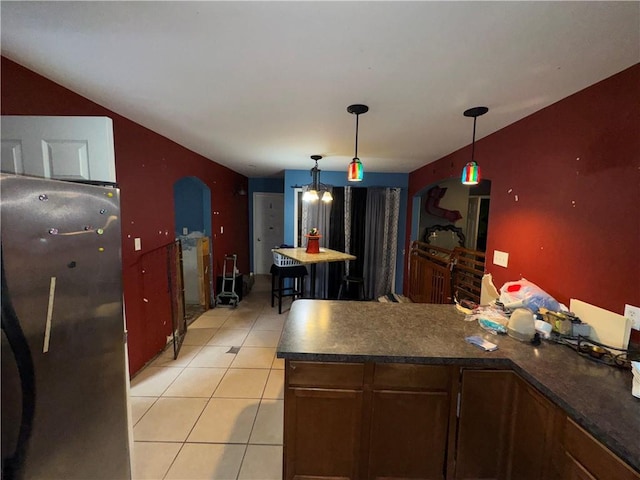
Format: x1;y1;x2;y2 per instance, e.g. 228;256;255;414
423;224;466;248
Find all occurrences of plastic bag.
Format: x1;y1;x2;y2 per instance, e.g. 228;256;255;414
499;278;561;313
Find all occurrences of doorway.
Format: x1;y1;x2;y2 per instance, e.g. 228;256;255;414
466;196;490;251
173;176;212;321
253;192;284;274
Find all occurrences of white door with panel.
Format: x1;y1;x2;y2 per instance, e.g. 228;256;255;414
1;116;116;182
253;192;284;274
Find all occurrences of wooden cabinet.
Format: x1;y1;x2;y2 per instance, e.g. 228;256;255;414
565;453;597;480
454;369;515;480
507;375;559;480
285;362;365;480
284;362;640;480
284;361;454;480
367;364;453;480
285;387;363;480
455;370;638;480
563;418;640;480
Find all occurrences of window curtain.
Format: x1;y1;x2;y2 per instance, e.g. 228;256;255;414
344;186;352;275
300;186;332;298
327;187;345;299
339;187;367;299
363;187;400;299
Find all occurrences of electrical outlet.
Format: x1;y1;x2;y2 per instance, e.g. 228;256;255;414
624;304;640;330
493;250;509;268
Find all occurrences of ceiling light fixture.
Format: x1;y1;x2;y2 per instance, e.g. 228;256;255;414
461;106;488;186
347;104;369;182
302;155;333;203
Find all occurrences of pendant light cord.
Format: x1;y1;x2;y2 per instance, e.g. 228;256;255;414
471;116;477;163
311;159;319;190
354;114;359;159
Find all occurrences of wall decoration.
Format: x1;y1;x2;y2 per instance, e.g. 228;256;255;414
424;186;463;222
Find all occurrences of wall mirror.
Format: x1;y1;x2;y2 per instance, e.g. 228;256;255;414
423;224;466;251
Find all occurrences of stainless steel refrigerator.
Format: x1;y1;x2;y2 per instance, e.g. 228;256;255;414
1;174;131;479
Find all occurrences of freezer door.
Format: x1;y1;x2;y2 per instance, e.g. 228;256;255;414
1;174;130;479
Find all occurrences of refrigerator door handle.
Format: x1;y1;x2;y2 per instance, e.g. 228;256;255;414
1;248;36;479
43;277;57;353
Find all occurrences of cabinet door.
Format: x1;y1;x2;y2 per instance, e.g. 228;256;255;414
367;389;449;480
1;115;116;182
455;370;515;480
507;378;556;480
285;387;363;480
565;453;597;480
564;419;640;480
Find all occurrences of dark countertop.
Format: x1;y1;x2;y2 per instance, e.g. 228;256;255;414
277;300;640;472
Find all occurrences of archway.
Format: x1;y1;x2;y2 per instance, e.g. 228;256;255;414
173;176;212;320
408;178;491;304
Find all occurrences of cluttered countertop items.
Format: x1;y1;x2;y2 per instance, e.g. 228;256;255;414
278;293;640;473
460;277;637;374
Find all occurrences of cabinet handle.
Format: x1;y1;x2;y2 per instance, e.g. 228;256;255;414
290;364;297;370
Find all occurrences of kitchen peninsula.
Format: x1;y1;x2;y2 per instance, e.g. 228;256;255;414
277;300;640;480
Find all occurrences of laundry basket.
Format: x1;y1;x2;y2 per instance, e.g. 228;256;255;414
272;250;302;267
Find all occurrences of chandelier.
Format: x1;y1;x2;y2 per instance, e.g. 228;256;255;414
302;155;333;203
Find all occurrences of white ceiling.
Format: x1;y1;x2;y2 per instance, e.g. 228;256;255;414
1;2;638;178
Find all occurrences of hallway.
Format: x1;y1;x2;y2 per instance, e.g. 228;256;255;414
130;275;286;480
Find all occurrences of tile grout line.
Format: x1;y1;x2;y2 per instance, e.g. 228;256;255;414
236;309;276;480
157;352;235;479
131;281;276;479
160;441;187;480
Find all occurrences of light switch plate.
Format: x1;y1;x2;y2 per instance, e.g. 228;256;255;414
624;304;640;330
493;250;509;268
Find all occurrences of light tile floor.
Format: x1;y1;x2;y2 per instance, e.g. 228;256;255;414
131;275;287;480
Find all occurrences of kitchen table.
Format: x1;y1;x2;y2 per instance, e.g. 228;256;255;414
271;247;356;298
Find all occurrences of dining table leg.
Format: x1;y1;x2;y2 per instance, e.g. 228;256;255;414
309;264;317;299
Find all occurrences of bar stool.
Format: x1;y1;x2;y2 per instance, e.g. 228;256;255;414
337;275;366;300
270;264;308;314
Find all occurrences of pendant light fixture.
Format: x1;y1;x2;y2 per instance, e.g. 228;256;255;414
302;155;333;203
461;106;488;186
347;104;369;182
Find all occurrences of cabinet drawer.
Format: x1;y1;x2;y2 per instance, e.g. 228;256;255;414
287;361;365;389
372;363;451;390
565;419;640;480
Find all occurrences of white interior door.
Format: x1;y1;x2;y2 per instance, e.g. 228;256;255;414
253;193;284;274
1;115;116;182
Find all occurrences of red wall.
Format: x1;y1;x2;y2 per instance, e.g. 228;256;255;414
407;64;640;317
1;57;250;375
